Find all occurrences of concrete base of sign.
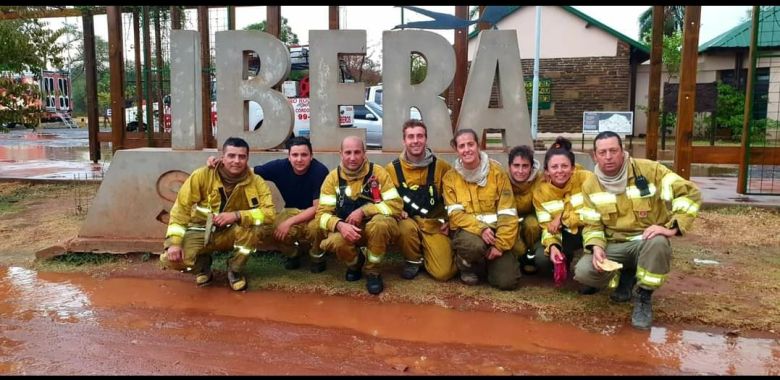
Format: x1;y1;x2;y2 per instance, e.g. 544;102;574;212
35;147;594;258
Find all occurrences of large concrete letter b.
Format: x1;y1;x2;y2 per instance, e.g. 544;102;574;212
215;30;293;150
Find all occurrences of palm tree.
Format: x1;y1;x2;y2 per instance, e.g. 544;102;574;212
638;6;685;44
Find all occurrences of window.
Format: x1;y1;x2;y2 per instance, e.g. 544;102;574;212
353;105;370;120
59;96;65;109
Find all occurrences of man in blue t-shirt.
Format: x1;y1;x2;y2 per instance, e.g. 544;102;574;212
208;136;330;273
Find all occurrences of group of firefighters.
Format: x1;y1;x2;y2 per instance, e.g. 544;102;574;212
159;119;701;330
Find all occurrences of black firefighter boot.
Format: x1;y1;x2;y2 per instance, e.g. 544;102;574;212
345;251;366;282
632;287;654;330
366;273;384;295
610;269;637;303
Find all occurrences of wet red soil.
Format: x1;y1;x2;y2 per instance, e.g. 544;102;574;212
1;265;778;375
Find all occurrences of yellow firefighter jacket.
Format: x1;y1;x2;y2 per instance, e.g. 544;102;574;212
386;156;451;234
533;167;595;254
443;159;518;252
512;171;544;217
164;166;276;249
580;158;702;248
316;160;403;232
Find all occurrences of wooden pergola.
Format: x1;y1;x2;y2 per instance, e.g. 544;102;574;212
4;6;743;186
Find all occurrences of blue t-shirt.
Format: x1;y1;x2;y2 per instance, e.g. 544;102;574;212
254;158;329;210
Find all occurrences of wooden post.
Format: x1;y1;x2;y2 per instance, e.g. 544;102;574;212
266;6;281;38
228;6;236;30
452;5;468;130
170;6;181;30
133;10;143;134
198;6;213;147
673;6;701;179
143;6;154;143
478;6;489;31
329;6;339;30
738;6;760;194
107;6;125;151
154;8;165;133
83;8;101;162
646;6;664;161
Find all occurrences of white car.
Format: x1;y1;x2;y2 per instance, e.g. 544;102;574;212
296;101;421;149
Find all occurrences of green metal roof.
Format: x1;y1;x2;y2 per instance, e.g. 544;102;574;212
699;6;780;52
468;6;650;57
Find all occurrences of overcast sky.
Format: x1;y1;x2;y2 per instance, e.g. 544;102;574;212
47;5;751;65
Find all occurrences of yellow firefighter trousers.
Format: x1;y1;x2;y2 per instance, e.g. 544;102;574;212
398;217;456;281
573;235;672;291
160;224;263;274
261;208;325;263
320;214;399;275
509;214;542;257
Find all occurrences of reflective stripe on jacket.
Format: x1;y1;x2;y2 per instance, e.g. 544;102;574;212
165;166;276;248
386;156;451;234
581;158;702;248
532;168;595;254
443;159;518;252
316;160;403;232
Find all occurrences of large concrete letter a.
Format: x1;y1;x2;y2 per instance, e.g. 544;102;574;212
458;30;532;149
383;30;455;152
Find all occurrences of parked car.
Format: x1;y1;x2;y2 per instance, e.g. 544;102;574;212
297;102;448;149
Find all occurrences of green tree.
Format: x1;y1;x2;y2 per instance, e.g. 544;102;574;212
410;54;427;85
0;8;69;129
714;81;745;138
638;6;684;45
0;16;67;74
244;17;299;45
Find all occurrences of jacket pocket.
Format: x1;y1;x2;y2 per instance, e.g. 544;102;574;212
477;190;498;213
630;197;652;221
594;202;617;221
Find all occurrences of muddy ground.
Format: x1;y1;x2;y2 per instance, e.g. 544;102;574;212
1;181;779;375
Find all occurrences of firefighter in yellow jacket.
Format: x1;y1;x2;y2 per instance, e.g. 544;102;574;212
507;145;546;274
532;137;596;281
387;120;456;281
160;137;276;291
316;136;403;295
443;129;520;290
575;131;701;329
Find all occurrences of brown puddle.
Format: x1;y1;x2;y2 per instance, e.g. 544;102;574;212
0;266;778;375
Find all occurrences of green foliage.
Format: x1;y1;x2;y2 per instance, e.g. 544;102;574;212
244;17;299;45
410;54;427;85
0;15;67;74
639;29;681;82
712;81;780;142
661;31;682;81
48;252;118;266
714;81;746;139
0;187;25;213
638;6;685;44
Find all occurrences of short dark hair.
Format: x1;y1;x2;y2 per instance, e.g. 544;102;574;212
223;137;249;153
402;119;427;138
508;145;534;166
593;131;623;151
544;136;574;169
450;128;479;148
286;136;313;154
